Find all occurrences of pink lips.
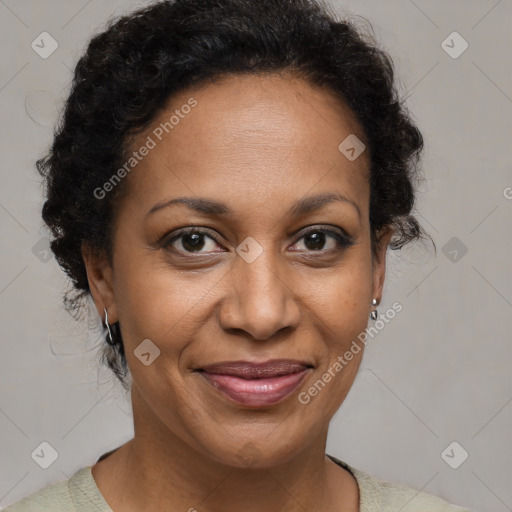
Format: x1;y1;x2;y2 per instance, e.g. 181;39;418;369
196;359;312;407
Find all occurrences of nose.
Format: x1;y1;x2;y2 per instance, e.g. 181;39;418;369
218;248;301;341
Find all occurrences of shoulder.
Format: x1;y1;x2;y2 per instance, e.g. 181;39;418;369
2;467;99;512
328;454;472;512
352;466;471;512
2;477;72;512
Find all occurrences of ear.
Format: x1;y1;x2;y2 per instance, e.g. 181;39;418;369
81;242;118;323
371;225;394;304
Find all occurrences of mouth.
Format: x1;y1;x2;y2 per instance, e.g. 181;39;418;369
194;359;314;407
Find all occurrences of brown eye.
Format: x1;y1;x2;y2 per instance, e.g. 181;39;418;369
164;229;223;254
303;231;328;251
290;227;353;253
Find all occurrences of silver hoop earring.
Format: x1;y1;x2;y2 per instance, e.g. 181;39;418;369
103;308;115;346
370;298;378;320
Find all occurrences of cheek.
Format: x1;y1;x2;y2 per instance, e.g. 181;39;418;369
115;262;204;350
300;257;373;409
111;238;182;346
309;258;373;334
296;278;371;416
112;244;233;383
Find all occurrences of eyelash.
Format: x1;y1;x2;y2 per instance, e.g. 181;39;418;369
161;225;354;256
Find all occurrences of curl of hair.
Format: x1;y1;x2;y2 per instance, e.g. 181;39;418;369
38;0;428;388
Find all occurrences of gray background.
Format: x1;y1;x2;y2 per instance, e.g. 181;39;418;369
0;1;511;510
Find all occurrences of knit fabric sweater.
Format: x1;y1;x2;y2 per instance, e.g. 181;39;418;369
3;452;471;511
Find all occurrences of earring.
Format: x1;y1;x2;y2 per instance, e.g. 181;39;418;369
370;298;378;320
103;308;115;347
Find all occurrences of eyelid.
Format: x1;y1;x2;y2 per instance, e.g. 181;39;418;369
290;224;353;243
161;227;223;250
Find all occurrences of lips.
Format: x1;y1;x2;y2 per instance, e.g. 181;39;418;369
198;359;313;379
195;359;313;407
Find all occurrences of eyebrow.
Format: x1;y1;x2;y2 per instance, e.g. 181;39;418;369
146;192;361;219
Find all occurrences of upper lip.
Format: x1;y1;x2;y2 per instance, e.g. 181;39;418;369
196;359;314;379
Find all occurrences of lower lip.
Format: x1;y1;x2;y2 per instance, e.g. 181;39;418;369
198;369;311;407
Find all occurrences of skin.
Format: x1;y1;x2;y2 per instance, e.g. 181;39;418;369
82;71;394;512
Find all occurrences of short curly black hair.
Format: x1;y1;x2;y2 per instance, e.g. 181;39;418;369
38;0;427;389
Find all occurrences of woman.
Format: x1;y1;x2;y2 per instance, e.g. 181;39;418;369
5;0;471;510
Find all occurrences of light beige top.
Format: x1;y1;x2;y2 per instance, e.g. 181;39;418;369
3;453;471;511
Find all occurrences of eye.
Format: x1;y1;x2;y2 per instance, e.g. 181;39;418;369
163;229;223;254
290;227;353;253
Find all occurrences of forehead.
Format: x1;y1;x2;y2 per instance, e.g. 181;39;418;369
121;72;370;217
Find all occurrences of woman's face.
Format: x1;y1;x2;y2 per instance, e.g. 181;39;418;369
85;72;391;467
